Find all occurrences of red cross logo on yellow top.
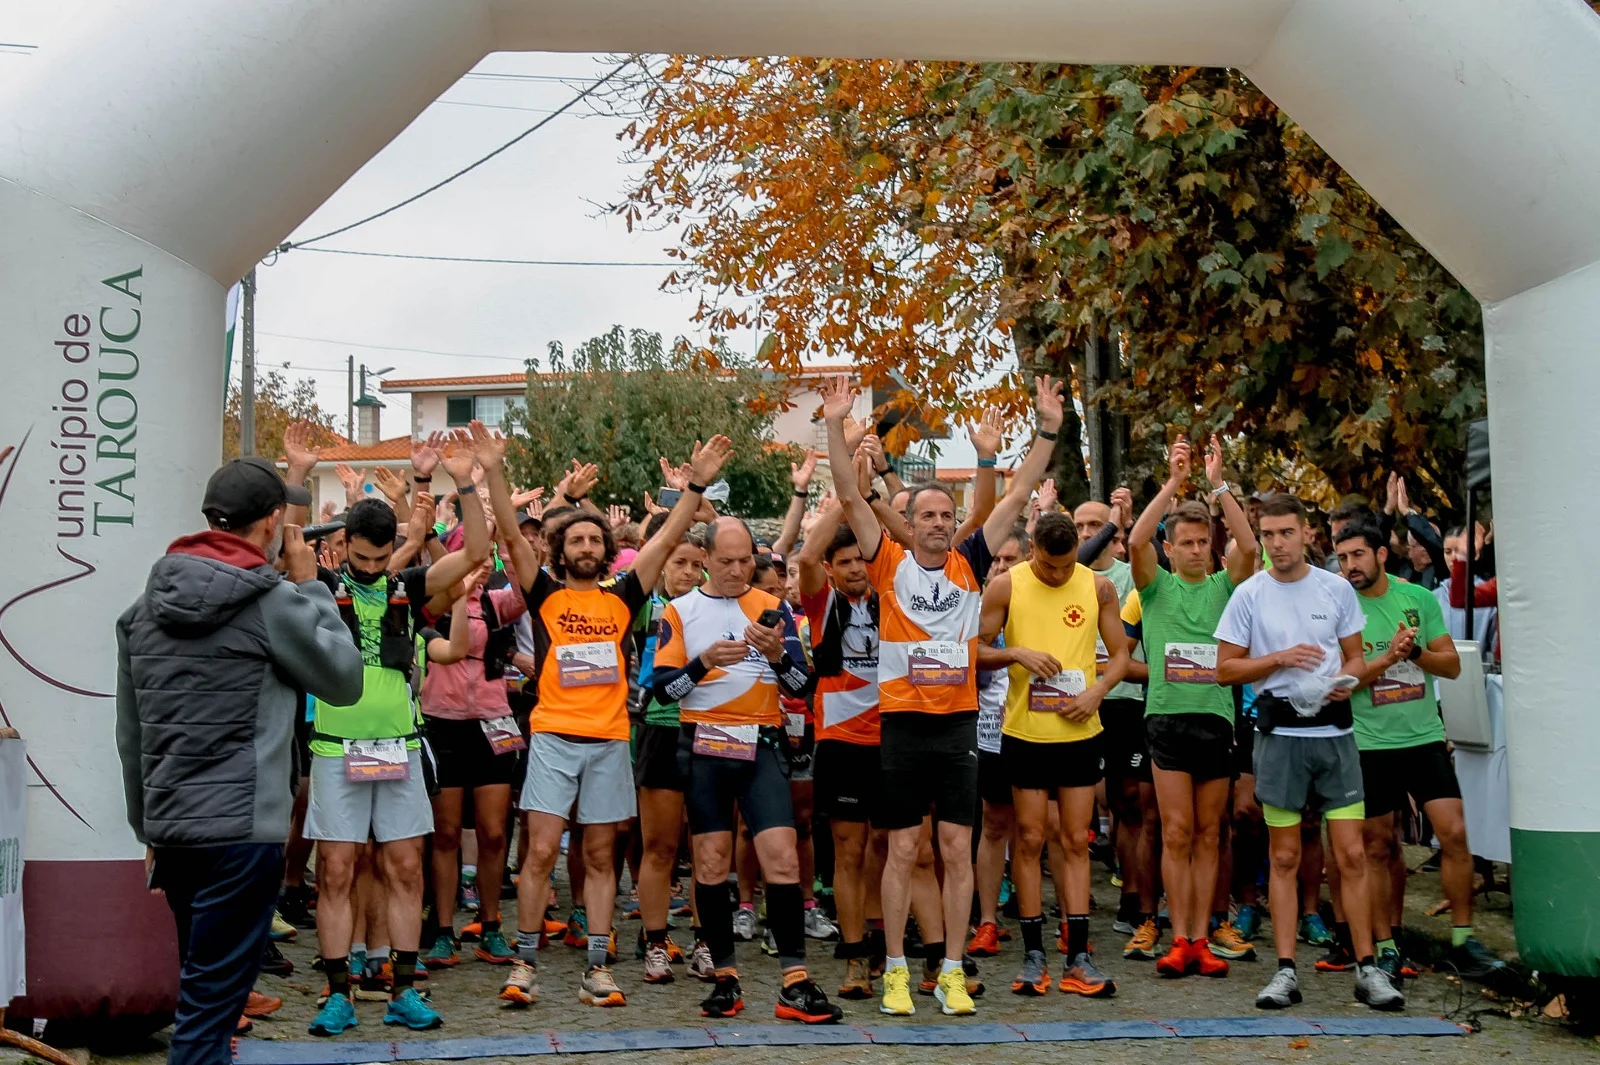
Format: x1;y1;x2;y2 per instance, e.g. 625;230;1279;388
1063;605;1086;628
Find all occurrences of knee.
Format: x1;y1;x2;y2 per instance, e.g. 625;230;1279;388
1161;818;1195;856
981;812;1010;842
1363;831;1394;866
528;833;561;871
1333;838;1367;873
432;822;462;854
1434;816;1468;855
1015;821;1046;857
1061;824;1091;858
834;833;866;869
1269;843;1300;876
385;850;424;893
643;833;678;866
477;825;507;857
320;859;354;897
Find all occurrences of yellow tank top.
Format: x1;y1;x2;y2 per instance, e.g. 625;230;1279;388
1001;562;1103;743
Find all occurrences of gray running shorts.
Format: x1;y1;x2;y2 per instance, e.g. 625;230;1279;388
304;750;433;843
1251;730;1365;815
519;734;637;825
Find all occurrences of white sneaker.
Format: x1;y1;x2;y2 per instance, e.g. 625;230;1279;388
1355;963;1406;1011
732;907;758;941
804;907;839;940
1255;966;1301;1010
688;941;716;981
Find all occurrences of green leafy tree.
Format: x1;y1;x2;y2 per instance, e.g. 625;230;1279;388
501;326;798;518
223;369;341;461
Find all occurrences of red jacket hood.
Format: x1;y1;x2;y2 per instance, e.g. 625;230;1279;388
167;530;269;569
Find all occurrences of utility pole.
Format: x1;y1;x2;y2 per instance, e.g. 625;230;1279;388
346;355;355;441
240;267;256;457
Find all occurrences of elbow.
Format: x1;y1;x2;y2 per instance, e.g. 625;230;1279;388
1214;664;1242;686
326;647;366;705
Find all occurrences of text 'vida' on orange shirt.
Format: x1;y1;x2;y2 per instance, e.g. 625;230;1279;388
522;568;648;741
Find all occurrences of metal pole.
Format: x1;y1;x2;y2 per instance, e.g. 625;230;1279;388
239;267;256;456
347;355;355;440
1463;486;1476;641
1083;320;1103;501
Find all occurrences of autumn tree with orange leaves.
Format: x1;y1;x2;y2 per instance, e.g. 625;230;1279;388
618;58;1488;516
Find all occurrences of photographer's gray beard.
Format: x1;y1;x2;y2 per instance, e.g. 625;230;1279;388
264;522;284;566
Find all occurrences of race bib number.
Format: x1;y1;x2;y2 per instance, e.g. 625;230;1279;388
1371;659;1426;705
480;715;527;754
557;641;621;687
1163;642;1218;684
692;723;759;761
1095;638;1109;668
343;738;409;782
785;712;807;738
1029;670;1087;713
908;641;969;686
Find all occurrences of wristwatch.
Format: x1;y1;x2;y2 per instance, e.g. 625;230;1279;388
1407;643;1424;662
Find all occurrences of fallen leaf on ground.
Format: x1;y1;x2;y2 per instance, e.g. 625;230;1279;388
1289;1038;1312;1049
1544;994;1568;1019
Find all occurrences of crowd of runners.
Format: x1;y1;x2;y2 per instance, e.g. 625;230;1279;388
115;378;1508;1064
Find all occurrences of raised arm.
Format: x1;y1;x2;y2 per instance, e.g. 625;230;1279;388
427;588;474;665
470;421;541;591
823;376;883;561
1132;438;1190;588
1201;435;1258;583
981;375;1064;551
631;436;733;590
422;431;491;600
796;494;844;598
373;466;412;526
771;449;818;558
281;421;323;528
954;408;1003;544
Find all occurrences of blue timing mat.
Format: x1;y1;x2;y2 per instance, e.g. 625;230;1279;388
232;1015;1466;1062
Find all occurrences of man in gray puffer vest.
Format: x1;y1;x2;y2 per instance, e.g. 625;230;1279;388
116;455;363;1065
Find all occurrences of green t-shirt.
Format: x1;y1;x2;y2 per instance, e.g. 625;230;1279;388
1350;579;1448;751
311;580;421;757
1096;559;1145;701
1138;567;1236;719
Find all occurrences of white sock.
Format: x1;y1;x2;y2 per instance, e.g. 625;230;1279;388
351;941;366;958
940;958;961;975
885;955;908;971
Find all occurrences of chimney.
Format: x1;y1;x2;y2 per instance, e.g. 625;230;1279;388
353;394;383;447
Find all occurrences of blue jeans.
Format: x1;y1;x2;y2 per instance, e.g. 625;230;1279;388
155;843;283;1065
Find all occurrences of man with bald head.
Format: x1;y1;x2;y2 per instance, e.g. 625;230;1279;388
652;516;841;1025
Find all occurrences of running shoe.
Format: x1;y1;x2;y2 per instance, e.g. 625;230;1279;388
1298;913;1334;947
670;892;694;917
1233;904;1261;941
270;912;297;942
1209;922;1257;961
413;962;431;1000
1314;942;1357;972
1010;949;1050;996
424;937;460;969
732;907;758;941
1256;966;1302;1009
643;943;674;984
606;929;619;964
475;929;517;965
459;879;480;913
879;966;915;1016
1376;947;1404;984
761;929;780;957
934;967;976;1015
700;974;744;1018
244;991;283;1018
355;962;392;1002
542;915;567;937
261;941;295;978
499;962;540;1006
1123;917;1161;960
236;1016;253;1036
1059;952;1116;997
967;922;1002;957
622;889;641;920
804;907;839;940
837;957;874;1000
1450;937;1508;982
689;941;716;982
383;987;443;1030
963;953;987;997
349;948;367;980
663;934;685;964
279;888;316;930
1354;963;1406;1011
1112;914;1136;936
459;921;482;943
998;875;1015;907
307;994;357;1037
579;965;627;1007
1156;937;1192;978
1189;939;1230;978
775;978;843;1024
563;909;588;948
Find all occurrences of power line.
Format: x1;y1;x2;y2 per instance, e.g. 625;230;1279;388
258;330;531;363
461;71;606;84
293;247;674;268
281;61;629;251
434;100;575;115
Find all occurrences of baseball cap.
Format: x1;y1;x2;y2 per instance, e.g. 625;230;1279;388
517;512;543;530
202;456;311;529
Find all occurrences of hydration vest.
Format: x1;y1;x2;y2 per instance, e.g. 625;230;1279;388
811;589;879;678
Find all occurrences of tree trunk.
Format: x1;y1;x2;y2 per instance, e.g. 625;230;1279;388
1012;311;1090;509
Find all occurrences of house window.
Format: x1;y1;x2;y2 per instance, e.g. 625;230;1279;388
446;394;509;428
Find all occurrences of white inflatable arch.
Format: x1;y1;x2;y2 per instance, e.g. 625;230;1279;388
3;0;1598;1017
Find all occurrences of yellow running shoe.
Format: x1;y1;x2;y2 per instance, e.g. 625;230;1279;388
1209;921;1257;961
1123;917;1161;960
935;966;976;1015
879;965;915;1016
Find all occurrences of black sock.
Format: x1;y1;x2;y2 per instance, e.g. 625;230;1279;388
1118;892;1139;922
1334;921;1351;953
326;956;350;998
391;950;417;993
923;940;946;970
1066;915;1089;959
696;879;736;970
1212;911;1228;931
1278;957;1296;971
646;926;669;946
1358;954;1375;968
767;882;806;971
1020;915;1045;955
839;939;865;960
481;919;500;935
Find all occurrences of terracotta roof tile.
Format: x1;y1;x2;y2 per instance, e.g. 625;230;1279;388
381;373;526;389
275;435;413;464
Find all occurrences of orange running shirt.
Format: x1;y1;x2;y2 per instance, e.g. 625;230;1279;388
801;585;881;745
654;587;797;727
863;531;992;715
522;568;648;741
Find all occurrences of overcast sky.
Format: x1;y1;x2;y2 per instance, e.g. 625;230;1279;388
4;8;985;465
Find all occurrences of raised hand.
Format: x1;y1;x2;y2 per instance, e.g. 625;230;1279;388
411;434;442;479
821;375;856;423
412;490;436;526
791;449;820;492
511;486;544;510
854;447;875;498
335;463;366;505
1110;486;1135;528
1034;375;1066;433
1168;435;1192;486
319;500;338;522
467;420;506;469
643;491;666;516
1035;477;1058;516
859;433;888;473
1204;434;1225;488
283;421;323;479
373;465;408;505
658;456;691;492
842;414;869;455
1396;477;1413;517
1385;471;1401;515
607;504;630;529
969;407;1005;460
438;430;477;485
564;459;600;500
689;435;735;486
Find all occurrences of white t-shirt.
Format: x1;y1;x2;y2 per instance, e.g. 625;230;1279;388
1214;565;1365;737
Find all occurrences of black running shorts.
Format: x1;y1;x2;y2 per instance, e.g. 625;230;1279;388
1358;741;1461;819
877;711;979;831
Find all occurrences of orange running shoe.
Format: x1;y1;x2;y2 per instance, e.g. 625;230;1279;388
1156;937;1192;978
968;922;1002;957
1189;938;1229;978
244;991;283;1017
